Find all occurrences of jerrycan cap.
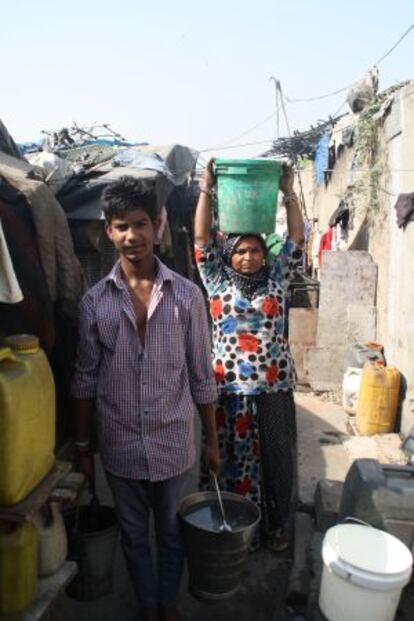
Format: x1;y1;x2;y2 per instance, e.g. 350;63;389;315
4;334;40;354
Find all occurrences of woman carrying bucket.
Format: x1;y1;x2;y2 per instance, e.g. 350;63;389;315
194;159;304;551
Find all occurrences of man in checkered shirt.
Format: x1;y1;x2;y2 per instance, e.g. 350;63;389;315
72;176;219;621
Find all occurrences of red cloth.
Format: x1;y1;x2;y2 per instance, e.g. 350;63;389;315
318;228;333;266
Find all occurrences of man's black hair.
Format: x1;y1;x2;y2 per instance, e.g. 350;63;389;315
102;176;159;222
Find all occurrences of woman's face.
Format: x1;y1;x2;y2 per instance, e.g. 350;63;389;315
230;236;265;275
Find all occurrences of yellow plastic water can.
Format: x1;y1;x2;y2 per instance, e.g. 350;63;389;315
0;520;38;614
356;362;400;436
0;335;55;505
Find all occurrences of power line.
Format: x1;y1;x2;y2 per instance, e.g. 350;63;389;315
199;25;413;157
286;24;414;104
205;111;276;151
199;138;274;153
374;24;414;65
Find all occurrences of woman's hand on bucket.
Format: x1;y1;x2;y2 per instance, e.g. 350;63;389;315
280;162;295;195
201;158;216;191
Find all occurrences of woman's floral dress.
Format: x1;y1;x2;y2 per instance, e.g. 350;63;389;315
195;237;303;533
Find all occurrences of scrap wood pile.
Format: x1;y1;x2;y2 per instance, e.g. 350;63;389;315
262;117;344;160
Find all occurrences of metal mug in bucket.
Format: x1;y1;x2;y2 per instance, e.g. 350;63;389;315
179;491;260;600
64;499;119;601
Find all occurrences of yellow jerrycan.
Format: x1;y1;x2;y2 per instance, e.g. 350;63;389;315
0;335;55;505
0;520;38;614
356;362;400;436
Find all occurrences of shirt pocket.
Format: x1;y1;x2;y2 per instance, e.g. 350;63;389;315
152;321;185;362
96;310;120;353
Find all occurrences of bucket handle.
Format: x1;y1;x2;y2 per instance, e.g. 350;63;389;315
342;516;373;527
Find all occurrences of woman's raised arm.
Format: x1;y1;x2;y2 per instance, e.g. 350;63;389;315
194;158;215;247
280;164;305;245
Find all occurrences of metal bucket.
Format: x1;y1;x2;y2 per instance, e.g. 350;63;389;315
179;491;260;600
64;504;119;601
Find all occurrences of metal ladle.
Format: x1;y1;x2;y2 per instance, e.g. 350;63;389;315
210;470;232;532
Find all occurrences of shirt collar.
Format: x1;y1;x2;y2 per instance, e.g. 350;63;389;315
106;257;174;290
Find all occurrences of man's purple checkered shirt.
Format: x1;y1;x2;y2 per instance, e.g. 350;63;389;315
71;259;217;481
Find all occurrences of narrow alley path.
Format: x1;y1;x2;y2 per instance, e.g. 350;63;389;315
55;394;364;621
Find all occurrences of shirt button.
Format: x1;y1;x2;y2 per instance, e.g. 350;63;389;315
143;410;149;415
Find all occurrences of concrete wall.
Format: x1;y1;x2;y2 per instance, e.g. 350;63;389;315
383;84;414;433
289;308;318;383
304;252;377;391
308;83;414;432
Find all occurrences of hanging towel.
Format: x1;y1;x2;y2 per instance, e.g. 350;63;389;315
318;228;333;266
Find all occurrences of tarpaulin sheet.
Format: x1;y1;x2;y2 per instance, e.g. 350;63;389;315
58;144;197;220
314;133;330;185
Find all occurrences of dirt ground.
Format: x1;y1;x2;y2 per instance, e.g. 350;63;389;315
52;393;411;621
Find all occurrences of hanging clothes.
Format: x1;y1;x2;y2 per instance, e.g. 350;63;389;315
318;228;333;266
394;192;414;229
0;188;55;353
304;219;312;270
314;133;330;185
311;229;322;278
0;219;23;303
325;136;336;185
329;199;350;228
0;151;82;316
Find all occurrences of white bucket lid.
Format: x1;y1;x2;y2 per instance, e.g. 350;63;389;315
323;524;413;591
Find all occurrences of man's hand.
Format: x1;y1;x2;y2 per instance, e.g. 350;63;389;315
204;438;220;476
75;447;95;484
279;162;295;195
197;402;220;475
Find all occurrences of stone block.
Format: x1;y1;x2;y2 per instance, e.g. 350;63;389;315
314;479;344;533
317;252;377;348
346;304;377;343
289;309;318;345
303;346;345;390
290;309;318;383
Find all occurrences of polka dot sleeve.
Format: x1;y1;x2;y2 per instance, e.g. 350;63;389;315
269;237;303;288
194;241;226;296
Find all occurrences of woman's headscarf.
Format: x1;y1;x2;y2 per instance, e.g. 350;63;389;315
221;233;269;300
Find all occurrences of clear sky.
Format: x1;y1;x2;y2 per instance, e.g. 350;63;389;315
1;1;413;159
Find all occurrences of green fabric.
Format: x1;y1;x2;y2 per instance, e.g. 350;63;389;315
265;232;283;258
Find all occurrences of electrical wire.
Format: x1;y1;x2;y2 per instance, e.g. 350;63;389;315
199;138;274;153
286;24;414;104
205;111;276;151
374;24;414;65
199;26;413;155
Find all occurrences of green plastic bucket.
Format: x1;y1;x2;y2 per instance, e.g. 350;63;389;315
215;159;281;234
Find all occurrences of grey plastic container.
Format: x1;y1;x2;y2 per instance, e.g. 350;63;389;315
339;458;414;551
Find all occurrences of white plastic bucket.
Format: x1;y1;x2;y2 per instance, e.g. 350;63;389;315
319;524;412;621
342;367;362;415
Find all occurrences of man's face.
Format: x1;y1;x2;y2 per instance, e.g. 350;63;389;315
106;208;160;263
